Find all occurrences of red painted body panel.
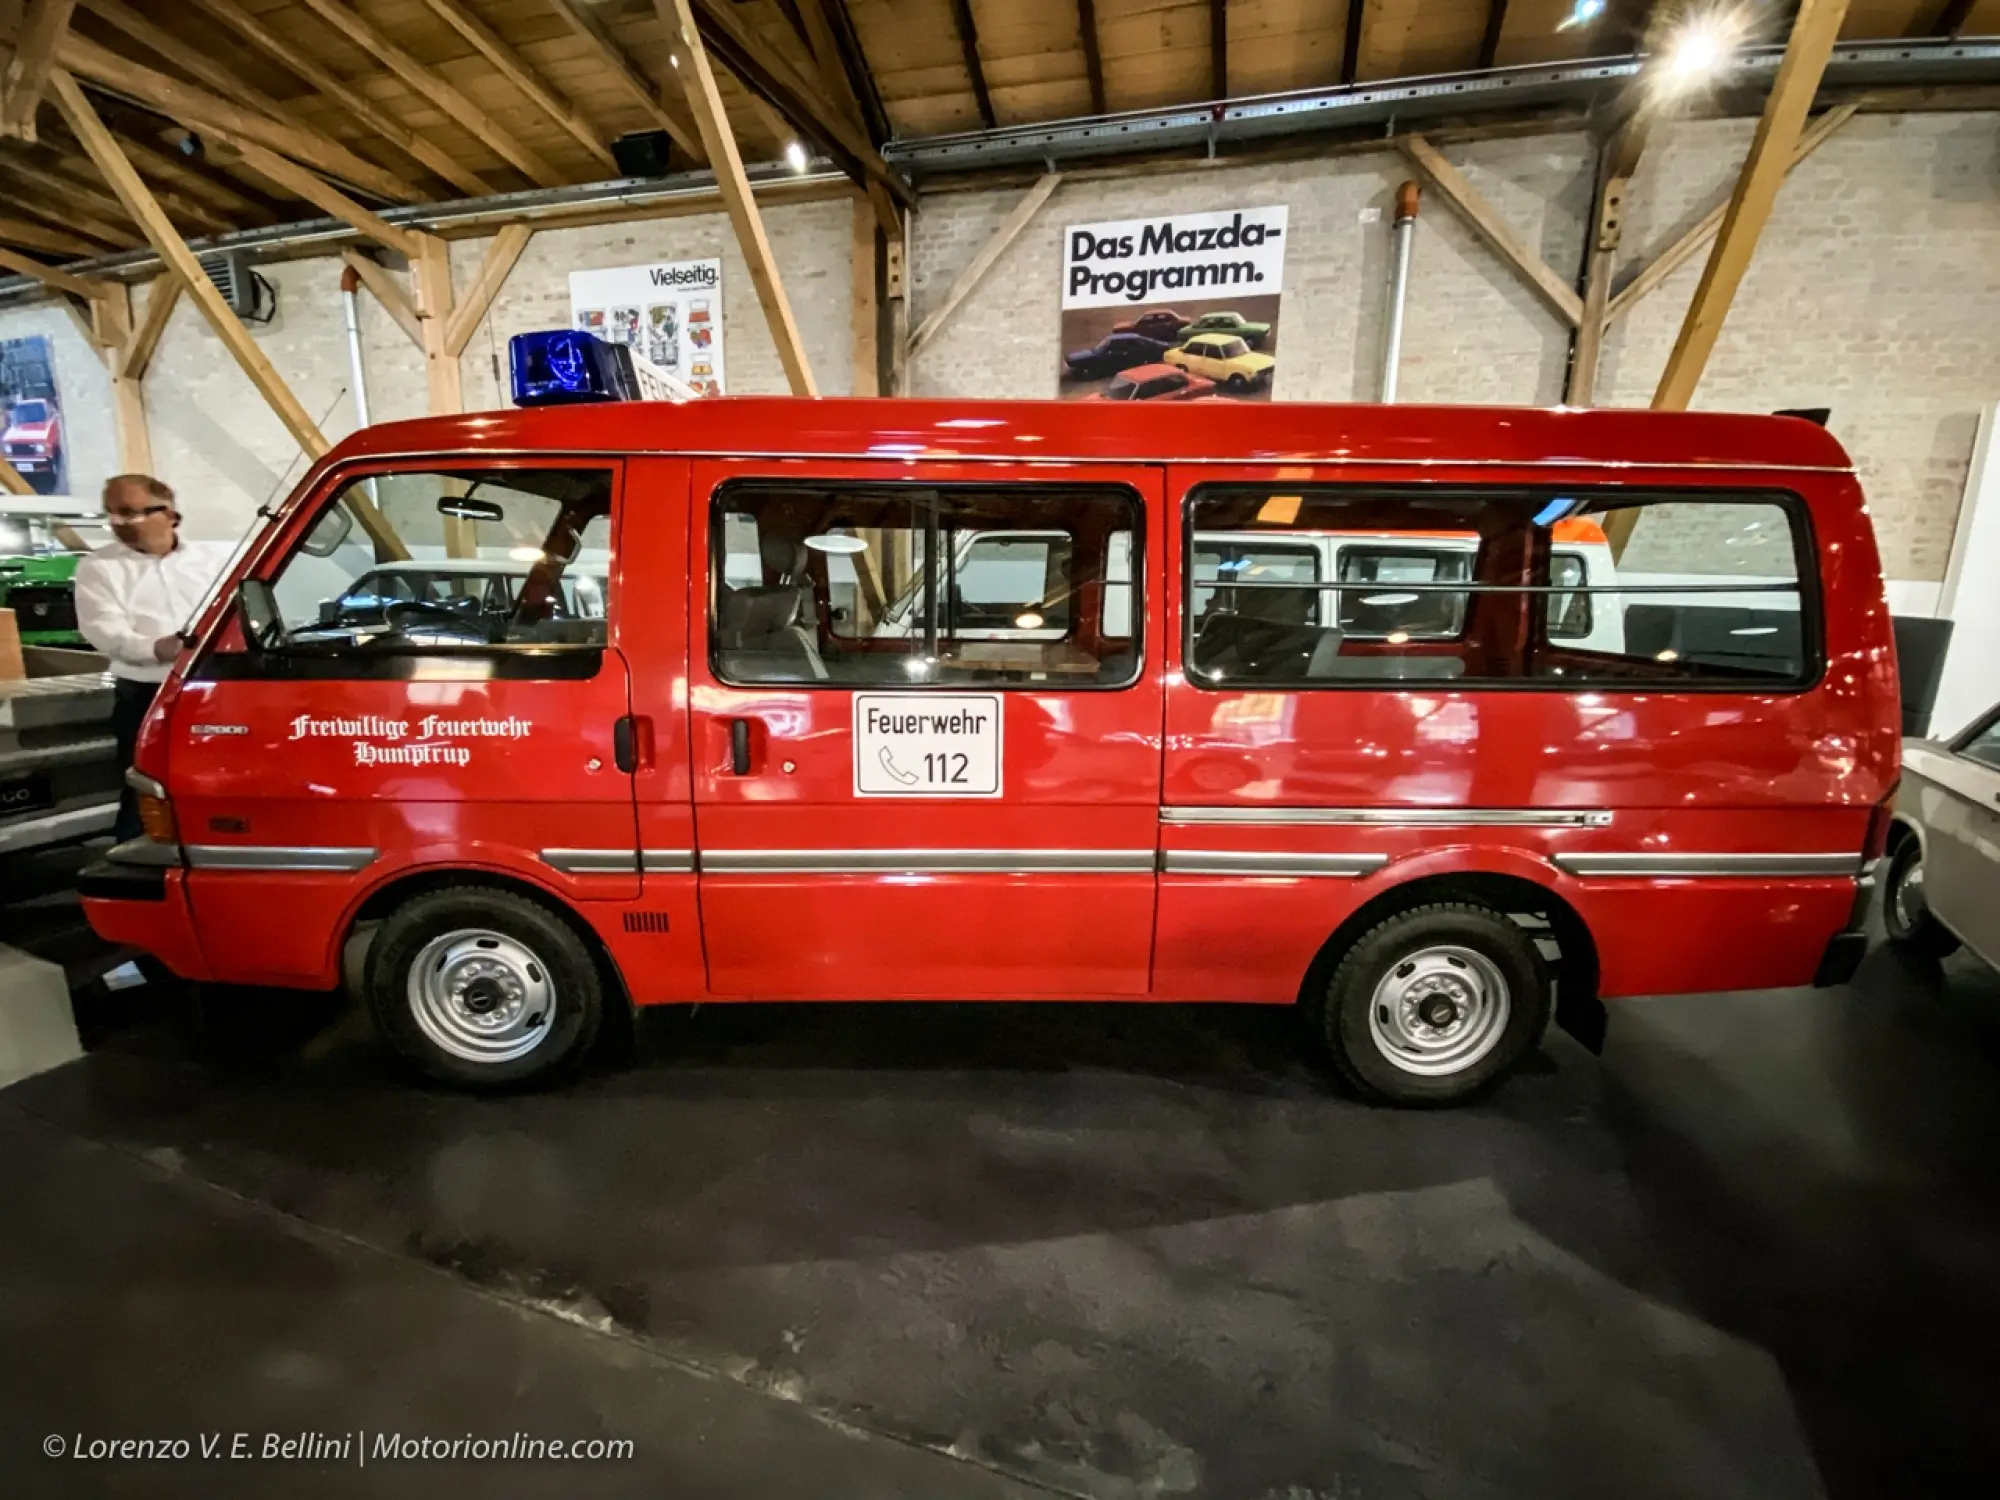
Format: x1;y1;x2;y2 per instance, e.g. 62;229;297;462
81;870;212;982
86;398;1896;1019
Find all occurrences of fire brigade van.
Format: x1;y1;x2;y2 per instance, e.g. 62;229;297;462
79;336;1899;1104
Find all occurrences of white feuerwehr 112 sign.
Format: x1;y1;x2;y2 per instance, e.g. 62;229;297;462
852;693;1004;798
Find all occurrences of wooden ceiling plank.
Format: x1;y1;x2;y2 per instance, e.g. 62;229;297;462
1077;0;1106;113
0;156;141;244
0;242;108;297
541;0;705;162
0;0;78;141
187;0;495;198
945;0;996;126
52;66;333;458
414;0;617;170
58;30;422;201
78;0;295;120
294;0;570;187
655;0;816;395
1652;0;1850;410
60;129;258;229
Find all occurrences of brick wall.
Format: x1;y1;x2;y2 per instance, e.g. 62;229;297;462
4;112;1997;582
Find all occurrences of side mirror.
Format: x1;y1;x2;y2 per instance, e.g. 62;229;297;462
238;578;283;651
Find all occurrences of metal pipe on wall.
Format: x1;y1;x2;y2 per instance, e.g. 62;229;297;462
338;264;371;428
1380;180;1420;403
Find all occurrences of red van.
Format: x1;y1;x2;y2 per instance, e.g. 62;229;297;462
80;381;1900;1104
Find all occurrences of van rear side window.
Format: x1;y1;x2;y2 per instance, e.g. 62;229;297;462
712;482;1141;688
1184;486;1816;690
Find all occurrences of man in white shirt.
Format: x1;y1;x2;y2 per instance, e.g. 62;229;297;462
73;475;233;840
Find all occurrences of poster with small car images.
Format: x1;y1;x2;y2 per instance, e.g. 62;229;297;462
1057;204;1287;404
570;258;725;397
1;334;66;495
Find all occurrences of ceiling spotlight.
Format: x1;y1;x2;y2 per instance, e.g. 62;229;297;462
784;140;808;173
1657;14;1747;92
1555;0;1606;31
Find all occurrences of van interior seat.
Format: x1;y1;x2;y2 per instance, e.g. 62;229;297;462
718;587;829;681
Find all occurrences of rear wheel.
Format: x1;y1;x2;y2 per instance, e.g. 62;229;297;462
1883;839;1959;958
1313;903;1551;1106
365;886;604;1089
1227;373;1249;391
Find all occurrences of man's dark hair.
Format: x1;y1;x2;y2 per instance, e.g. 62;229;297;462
103;474;175;504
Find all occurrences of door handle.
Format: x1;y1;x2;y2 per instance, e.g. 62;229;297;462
613;715;636;773
728;718;752;775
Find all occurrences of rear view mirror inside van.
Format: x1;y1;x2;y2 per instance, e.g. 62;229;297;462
438;495;505;522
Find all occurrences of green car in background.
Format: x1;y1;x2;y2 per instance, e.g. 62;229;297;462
0;502;105;647
1177;310;1272;348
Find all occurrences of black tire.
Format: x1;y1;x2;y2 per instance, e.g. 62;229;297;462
1312;902;1551;1107
364;886;604;1089
1228;373;1249;391
1882;839;1959;958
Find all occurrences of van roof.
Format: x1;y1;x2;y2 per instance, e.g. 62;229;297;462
330;398;1854;475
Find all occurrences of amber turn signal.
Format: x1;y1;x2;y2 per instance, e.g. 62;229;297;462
137;795;178;845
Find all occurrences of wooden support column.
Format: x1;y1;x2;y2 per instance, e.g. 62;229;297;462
851;196;879;396
1652;0;1851;410
907;172;1061;363
411;234;473;554
656;0;817;396
87;282;149;471
886;216;909;396
341;248;423;349
1565;121;1644;407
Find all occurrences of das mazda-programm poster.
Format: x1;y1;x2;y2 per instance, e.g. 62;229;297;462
570;258;724;397
1057;205;1288;404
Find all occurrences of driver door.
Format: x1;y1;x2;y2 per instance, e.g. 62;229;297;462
172;460;640;987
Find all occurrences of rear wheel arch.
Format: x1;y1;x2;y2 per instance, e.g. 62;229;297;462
1298;870;1604;1052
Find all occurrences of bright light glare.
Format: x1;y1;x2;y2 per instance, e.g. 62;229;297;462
1555;0;1605;32
784;141;808;173
1014;611;1045;630
1658;15;1745;92
508;546;543;563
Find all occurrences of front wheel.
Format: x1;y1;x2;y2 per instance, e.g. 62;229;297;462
365;886;605;1089
1883;840;1959;958
1227;373;1249;391
1313;902;1551;1106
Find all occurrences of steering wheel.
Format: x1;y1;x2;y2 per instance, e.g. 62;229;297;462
383;597;489;640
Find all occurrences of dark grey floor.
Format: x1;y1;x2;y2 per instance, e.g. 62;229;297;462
3;845;1998;1499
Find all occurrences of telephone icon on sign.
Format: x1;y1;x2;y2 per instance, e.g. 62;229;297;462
878;747;920;786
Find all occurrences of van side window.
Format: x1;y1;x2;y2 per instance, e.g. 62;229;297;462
711;483;1141;688
268;468;613;651
1183;485;1815;690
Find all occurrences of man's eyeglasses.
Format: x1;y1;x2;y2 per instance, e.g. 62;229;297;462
108;504;172;524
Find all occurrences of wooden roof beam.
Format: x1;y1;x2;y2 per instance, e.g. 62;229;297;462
1077;0;1105;114
185;0;493;200
218;137;423;259
414;0;616;174
1400;134;1583;326
121;273;180;380
1924;0;1975;36
0;0;77;141
655;0;815;395
442;224;531;358
57;30;420;201
946;0;995;127
1652;0;1852;410
908;173;1059;361
53;131;255;232
688;0;909;206
0;157;140;246
294;0;570;189
0;243;108;298
540;0;703;164
794;0;899;233
50;68;350;475
1341;0;1364;86
0;212;101;257
340;247;421;349
1208;0;1226;101
78;0;295;122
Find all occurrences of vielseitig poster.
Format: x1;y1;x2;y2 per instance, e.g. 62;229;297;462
1056;205;1288;403
570;258;724;397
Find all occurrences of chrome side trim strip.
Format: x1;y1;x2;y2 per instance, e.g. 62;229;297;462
1163;806;1613;828
185;845;379;873
124;767;166;799
641;848;696;873
540;848;640;874
1163;851;1390;877
700;848;1156;874
1553;852;1861;878
106;838;183;868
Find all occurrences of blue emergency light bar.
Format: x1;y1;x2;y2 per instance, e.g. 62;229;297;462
508;329;642;407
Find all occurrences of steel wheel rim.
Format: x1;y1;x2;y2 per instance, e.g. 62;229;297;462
1892;855;1925;931
407;928;555;1064
1366;943;1512;1077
